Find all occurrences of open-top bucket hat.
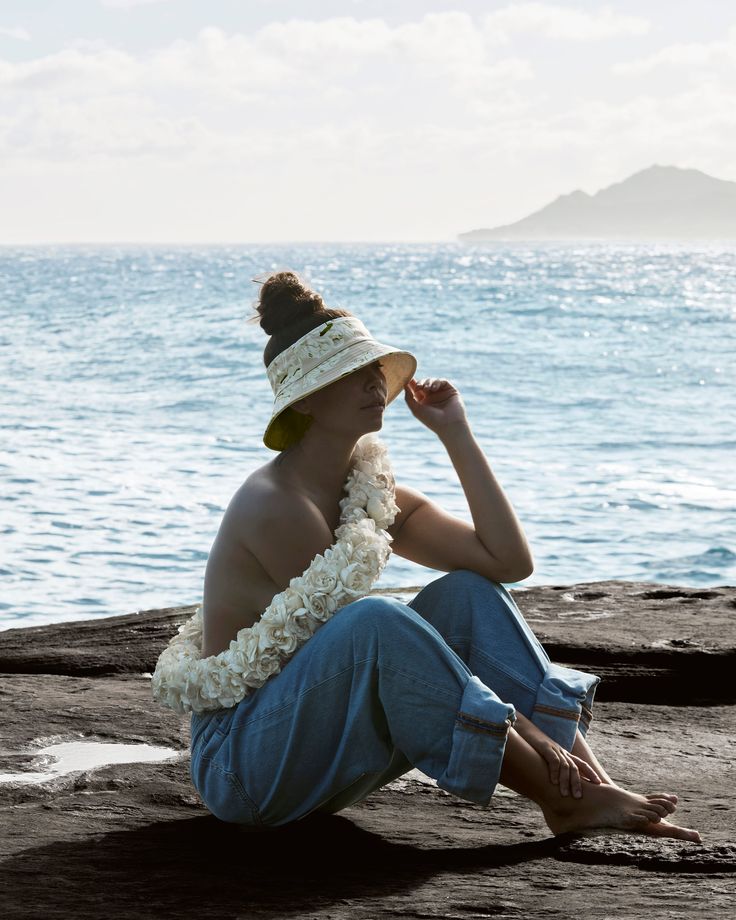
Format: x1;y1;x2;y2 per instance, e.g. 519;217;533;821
264;315;417;451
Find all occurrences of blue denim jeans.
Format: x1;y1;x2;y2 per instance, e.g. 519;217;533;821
189;569;599;829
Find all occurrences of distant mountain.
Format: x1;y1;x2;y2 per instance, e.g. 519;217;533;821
459;165;736;241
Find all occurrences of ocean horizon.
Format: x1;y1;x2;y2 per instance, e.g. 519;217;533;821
1;240;734;630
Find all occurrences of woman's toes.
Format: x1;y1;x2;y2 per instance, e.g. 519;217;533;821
641;804;665;821
634;811;660;824
647;796;677;814
644;819;701;843
648;792;678;805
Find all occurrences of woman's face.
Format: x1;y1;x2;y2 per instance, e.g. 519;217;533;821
292;360;387;437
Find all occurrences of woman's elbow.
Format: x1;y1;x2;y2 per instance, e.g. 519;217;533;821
504;556;534;583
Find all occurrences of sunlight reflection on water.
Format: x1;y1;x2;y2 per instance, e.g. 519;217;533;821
1;242;734;627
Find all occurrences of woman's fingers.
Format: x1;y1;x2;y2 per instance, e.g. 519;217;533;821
558;755;571;797
550;752;585;799
569;758;583;799
546;752;560;785
571;754;602;784
417;377;448;391
560;754;583;799
545;749;585;798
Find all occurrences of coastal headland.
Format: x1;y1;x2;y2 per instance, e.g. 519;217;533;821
1;581;734;918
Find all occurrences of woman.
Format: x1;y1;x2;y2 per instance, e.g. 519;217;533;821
181;270;699;842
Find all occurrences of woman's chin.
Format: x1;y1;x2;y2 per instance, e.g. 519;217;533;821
364;416;383;433
353;410;384;437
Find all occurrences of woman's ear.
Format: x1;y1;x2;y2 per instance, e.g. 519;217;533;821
291;396;311;416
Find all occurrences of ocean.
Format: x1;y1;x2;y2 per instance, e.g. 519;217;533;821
1;241;734;630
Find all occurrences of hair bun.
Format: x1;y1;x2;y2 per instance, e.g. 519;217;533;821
255;270;325;336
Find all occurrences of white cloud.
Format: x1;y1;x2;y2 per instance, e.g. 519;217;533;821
483;2;650;42
0;14;534;166
613;26;736;76
0;45;139;94
0;7;733;242
0;25;31;41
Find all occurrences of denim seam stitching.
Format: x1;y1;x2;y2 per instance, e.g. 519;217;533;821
299;769;382;820
533;703;581;722
472;645;540;692
198;753;264;825
445;636;538;693
228;657;378;730
457;709;510;730
456;721;510;737
227;772;265;826
229;656;406;732
456;712;511;737
197;752;232;779
382;662;461;700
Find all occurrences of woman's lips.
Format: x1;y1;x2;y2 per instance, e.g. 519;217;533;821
363;404;384;411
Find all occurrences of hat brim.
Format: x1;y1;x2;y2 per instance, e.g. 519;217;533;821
264;342;417;451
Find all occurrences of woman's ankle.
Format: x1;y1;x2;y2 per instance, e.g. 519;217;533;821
499;728;560;809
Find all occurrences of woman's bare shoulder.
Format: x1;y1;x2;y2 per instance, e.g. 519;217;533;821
225;461;300;531
233;460;283;503
223;460;331;548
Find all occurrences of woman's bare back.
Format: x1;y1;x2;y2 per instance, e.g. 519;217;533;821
200;461;344;657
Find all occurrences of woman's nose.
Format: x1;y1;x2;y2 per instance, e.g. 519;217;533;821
368;371;385;393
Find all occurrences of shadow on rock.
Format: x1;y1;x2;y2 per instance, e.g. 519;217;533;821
2;811;561;919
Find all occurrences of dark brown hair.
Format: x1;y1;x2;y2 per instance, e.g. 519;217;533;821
248;270;352;367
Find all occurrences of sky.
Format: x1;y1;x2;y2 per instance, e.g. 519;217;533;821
1;0;735;243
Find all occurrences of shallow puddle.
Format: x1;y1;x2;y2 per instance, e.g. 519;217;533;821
0;740;182;784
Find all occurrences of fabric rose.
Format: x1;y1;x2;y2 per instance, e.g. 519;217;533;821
305;591;340;621
303;556;339;595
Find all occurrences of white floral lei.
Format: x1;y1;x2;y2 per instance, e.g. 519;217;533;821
151;434;398;714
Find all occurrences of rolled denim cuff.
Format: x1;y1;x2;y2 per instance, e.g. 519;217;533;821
436;675;516;806
531;661;600;752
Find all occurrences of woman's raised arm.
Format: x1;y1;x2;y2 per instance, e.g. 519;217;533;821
400;377;534;581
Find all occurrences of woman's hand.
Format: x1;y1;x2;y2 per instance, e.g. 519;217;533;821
513;712;603;798
404;377;467;433
532;738;602;798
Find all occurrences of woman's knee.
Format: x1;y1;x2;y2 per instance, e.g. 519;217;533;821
335;594;433;643
436;568;501;593
408;569;511;633
412;568;503;609
343;594;418;625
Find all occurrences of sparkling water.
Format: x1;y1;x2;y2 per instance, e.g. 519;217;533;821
1;242;734;629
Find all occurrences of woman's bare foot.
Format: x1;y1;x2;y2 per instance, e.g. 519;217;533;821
606;784;679;806
643;791;678;804
499;728;700;843
543;782;701;842
637;817;700;841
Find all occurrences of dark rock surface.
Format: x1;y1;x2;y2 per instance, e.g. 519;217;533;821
1;581;735;918
1;580;733;702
